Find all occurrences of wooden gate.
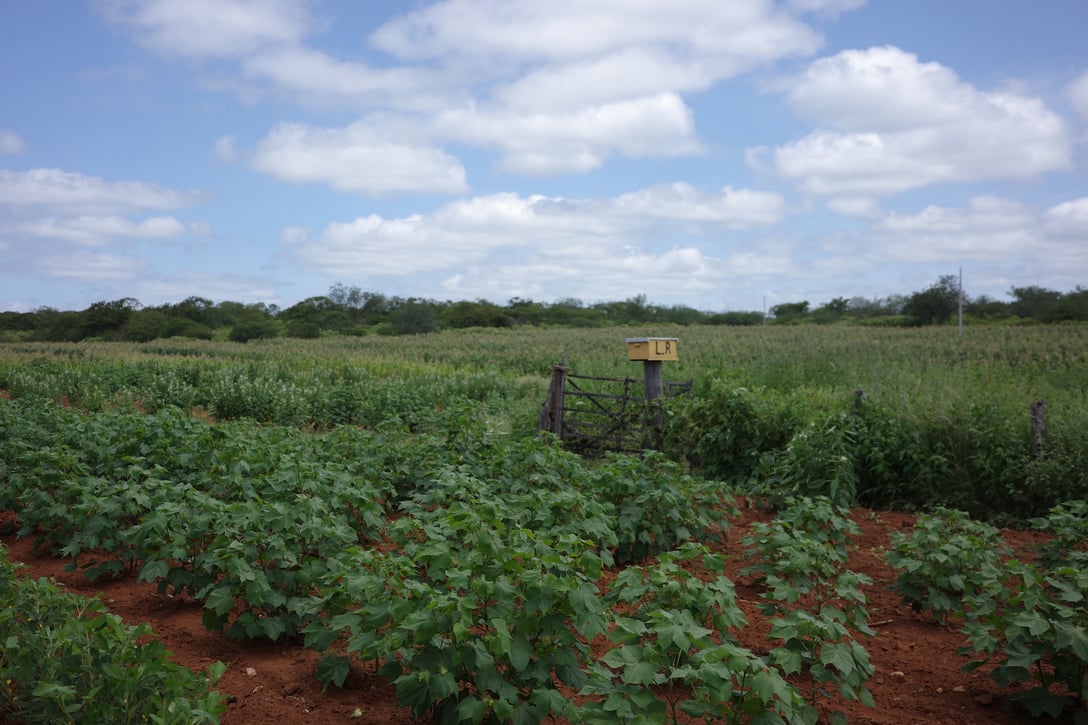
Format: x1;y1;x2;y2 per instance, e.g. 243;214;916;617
538;365;691;453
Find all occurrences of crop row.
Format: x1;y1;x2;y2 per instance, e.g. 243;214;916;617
1;398;880;723
887;505;1088;721
1;548;227;724
3;324;1087;520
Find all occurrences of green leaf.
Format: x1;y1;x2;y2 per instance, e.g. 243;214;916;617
204;585;236;616
820;642;856;675
315;655;352;689
626;660;660;686
457;695;488;723
510;634;532;672
139;559;170;583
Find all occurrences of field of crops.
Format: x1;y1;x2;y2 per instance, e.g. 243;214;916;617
1;325;1086;724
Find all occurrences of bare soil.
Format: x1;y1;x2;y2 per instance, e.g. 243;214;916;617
0;507;1053;725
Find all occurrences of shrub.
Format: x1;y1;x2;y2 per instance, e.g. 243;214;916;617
0;547;226;725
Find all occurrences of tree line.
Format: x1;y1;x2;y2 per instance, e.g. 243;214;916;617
1;277;1085;343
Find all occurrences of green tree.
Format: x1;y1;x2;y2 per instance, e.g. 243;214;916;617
82;298;140;339
706;311;763;326
506;297;546;326
169;296;215;326
441;299;510;329
966;294;1011;320
811;297;849;324
770;301;810;323
904;275;962;326
227;305;279;342
124;309;169;341
388;301;439;335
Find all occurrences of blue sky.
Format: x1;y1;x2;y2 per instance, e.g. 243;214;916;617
2;0;1087;314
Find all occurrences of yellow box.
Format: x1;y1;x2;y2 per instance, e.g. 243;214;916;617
626;337;679;361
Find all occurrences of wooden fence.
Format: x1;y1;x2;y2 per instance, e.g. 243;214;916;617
538;365;691;453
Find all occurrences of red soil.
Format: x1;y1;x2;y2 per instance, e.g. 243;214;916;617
0;507;1053;725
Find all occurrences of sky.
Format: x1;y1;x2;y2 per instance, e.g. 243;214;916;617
1;1;1087;314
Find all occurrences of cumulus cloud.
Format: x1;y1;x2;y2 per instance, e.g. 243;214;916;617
0;168;202;214
240;45;460;111
286;184;785;298
100;0;310;59
610;183;785;226
1067;70;1088;121
787;0;867;14
251;121;468;195
871;197;1035;262
1046;197;1088;243
0;129;25;155
768;46;1071;196
213;135;239;163
0;167;206;291
104;1;842;179
19;215;185;246
129;272;280;306
436;93;702;175
32;252;149;281
370;0;821;65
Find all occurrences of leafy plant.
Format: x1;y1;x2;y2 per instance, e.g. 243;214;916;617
582;543;808;724
0;547;226;725
1030;499;1088;569
961;560;1088;721
308;501;607;724
741;498;875;723
886;507;1010;624
749;414;860;509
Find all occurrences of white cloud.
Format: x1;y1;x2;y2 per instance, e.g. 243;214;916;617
241;45;460;111
1067;70;1088;121
0;168;202;214
497;47;719;113
0;129;25;155
871;197;1035;262
370;0;821;65
251;121;468;195
279;226;309;244
436;93;701;175
130;272;280;306
287;184;785;292
610;183;785;226
33;252;148;281
0;168;205;291
101;1;862;181
213;135;238;163
768;46;1071;196
101;0;310;59
826;196;879;218
787;0;867;14
1047;197;1088;223
1046;197;1088;242
188;220;214;238
19;215;185;246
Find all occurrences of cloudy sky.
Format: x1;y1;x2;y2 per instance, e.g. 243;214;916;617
2;1;1087;313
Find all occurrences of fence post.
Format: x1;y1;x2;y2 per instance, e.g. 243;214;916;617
643;360;664;401
538;363;568;438
1030;400;1045;457
643;360;665;449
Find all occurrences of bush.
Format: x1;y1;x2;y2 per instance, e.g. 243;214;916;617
0;547;227;724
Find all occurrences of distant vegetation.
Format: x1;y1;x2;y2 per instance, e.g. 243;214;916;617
1;276;1086;343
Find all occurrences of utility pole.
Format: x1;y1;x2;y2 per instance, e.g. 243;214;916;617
958;267;964;337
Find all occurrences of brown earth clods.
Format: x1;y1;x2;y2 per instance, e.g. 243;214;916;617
0;507;1055;725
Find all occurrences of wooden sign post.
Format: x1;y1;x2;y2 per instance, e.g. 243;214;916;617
626;337;678;448
625;337;679;400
